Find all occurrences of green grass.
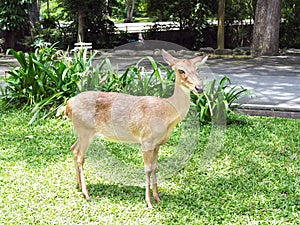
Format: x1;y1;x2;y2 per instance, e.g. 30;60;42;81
0;106;299;224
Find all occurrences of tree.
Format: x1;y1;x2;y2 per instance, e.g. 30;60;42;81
28;0;40;33
125;0;135;22
281;0;300;48
0;0;31;50
252;0;282;56
146;0;210;29
78;7;86;42
217;0;225;49
58;0;115;47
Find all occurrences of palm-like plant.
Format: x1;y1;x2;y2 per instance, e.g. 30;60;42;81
191;76;253;123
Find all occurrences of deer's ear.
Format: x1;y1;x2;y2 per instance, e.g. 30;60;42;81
161;49;176;65
191;55;208;66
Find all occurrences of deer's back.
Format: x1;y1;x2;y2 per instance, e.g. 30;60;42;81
71;91;180;145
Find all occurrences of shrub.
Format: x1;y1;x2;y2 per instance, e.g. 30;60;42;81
79;58;251;124
1;43;96;123
79;56;175;97
122;56;175;97
192;76;253;123
2;47;251;124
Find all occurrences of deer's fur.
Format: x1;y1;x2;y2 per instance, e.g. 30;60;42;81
66;50;207;208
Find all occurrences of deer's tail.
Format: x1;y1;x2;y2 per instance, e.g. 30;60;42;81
56;97;74;119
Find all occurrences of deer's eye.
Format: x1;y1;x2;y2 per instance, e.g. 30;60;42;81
178;69;185;74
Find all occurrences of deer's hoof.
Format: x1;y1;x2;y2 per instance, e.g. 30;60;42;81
154;196;161;203
146;201;154;209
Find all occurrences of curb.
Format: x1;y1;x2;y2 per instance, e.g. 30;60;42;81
237;105;300;119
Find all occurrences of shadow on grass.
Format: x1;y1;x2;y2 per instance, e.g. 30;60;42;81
87;183;147;203
227;112;253;126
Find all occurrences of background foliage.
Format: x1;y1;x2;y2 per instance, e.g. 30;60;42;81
60;0;115;47
1;44;251;124
0;0;299;51
0;0;30;32
1;44;94;123
280;0;300;48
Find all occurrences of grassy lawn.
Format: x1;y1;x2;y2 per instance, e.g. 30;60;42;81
0;106;299;224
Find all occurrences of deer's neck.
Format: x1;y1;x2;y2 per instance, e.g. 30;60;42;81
168;80;191;120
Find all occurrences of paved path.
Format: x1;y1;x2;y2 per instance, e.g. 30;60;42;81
0;57;17;87
207;56;300;111
1;53;299;118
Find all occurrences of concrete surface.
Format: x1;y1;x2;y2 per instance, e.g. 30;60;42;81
206;55;300;118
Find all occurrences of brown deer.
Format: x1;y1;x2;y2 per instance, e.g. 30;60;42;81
65;50;207;208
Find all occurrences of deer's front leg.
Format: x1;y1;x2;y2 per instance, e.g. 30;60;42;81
142;149;154;209
152;146;161;203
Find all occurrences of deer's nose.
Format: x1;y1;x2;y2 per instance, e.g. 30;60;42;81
195;85;203;93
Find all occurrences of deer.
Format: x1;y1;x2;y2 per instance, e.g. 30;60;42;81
65;49;208;209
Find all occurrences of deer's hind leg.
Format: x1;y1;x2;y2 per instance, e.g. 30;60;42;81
71;128;95;200
71;140;81;188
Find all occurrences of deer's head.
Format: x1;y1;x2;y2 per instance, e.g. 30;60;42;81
162;49;207;94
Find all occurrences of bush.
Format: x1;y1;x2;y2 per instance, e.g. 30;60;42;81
75;59;252;124
192;76;253;123
79;56;175;97
1;43;96;123
2;47;251;124
121;56;175;97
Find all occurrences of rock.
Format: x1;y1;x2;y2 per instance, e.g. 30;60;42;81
199;47;215;54
153;49;161;56
233;47;251;55
178;50;196;56
215;48;233;55
233;48;244;55
285;48;300;55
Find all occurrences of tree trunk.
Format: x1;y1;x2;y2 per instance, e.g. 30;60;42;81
29;0;40;33
37;0;42;12
78;9;86;42
217;0;225;49
126;0;134;22
47;0;50;18
6;31;16;50
252;0;282;57
130;0;134;20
